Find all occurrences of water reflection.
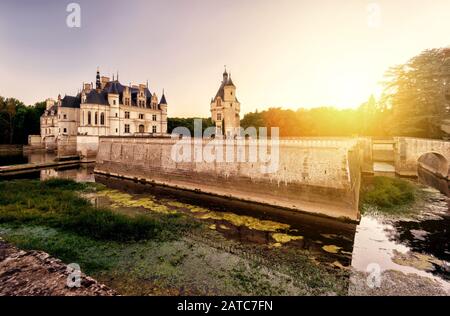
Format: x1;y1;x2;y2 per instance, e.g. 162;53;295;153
0;150;56;166
352;216;449;290
40;165;95;182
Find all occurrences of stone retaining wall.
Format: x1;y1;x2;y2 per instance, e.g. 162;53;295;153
95;137;363;221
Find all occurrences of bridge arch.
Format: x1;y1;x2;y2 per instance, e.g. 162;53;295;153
394;137;450;177
417;152;449;178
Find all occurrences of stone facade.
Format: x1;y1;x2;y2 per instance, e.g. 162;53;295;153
210;70;241;137
95;137;363;221
40;70;168;157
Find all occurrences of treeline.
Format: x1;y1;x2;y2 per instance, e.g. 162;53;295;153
0;97;45;144
241;98;388;137
167;117;214;135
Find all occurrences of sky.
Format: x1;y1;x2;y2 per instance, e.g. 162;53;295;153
0;0;449;117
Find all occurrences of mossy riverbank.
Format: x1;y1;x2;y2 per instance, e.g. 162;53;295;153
0;179;349;295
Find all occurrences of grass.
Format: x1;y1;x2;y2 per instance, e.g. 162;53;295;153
360;176;417;214
0;178;194;242
0;178;349;295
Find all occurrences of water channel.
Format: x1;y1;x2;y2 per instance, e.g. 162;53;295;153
1;151;449;295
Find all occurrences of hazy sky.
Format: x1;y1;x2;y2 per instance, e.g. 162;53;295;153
1;0;449;117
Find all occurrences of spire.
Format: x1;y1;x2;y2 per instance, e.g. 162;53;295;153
223;65;228;82
96;67;101;90
117;71;119;81
159;89;167;105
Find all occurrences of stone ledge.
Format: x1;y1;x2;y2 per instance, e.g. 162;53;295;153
0;238;117;296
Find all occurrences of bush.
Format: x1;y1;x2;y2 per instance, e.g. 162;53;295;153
361;176;416;209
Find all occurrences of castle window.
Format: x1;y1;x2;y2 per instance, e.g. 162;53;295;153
113;100;116;105
124;124;130;133
100;112;105;125
95;112;98;125
63;114;67;119
152;114;157;121
63;128;67;133
152;126;157;133
87;111;91;125
139;125;145;133
125;111;130;119
115;113;118;118
139;113;144;120
217;113;222;121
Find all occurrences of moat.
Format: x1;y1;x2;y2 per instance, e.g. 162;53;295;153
0;151;449;295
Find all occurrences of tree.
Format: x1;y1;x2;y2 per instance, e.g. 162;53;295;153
167;117;214;136
0;97;45;144
381;48;450;138
0;97;22;144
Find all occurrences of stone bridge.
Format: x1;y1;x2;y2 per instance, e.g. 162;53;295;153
394;137;450;179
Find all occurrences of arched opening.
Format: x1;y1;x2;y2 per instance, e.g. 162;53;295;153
417;152;448;178
138;124;145;133
418;152;449;196
100;112;105;125
87;111;91;125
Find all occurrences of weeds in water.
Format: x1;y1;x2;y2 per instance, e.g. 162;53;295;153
361;176;417;214
0;179;194;242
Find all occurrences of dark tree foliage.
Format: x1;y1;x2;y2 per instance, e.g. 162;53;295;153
0;97;45;144
168;117;214;136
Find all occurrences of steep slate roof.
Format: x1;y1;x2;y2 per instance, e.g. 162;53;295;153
86;90;109;105
159;93;167;105
50;77;163;111
104;81;123;94
61;95;81;108
214;77;235;100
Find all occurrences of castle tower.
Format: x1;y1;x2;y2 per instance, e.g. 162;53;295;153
159;91;168;134
210;69;241;137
